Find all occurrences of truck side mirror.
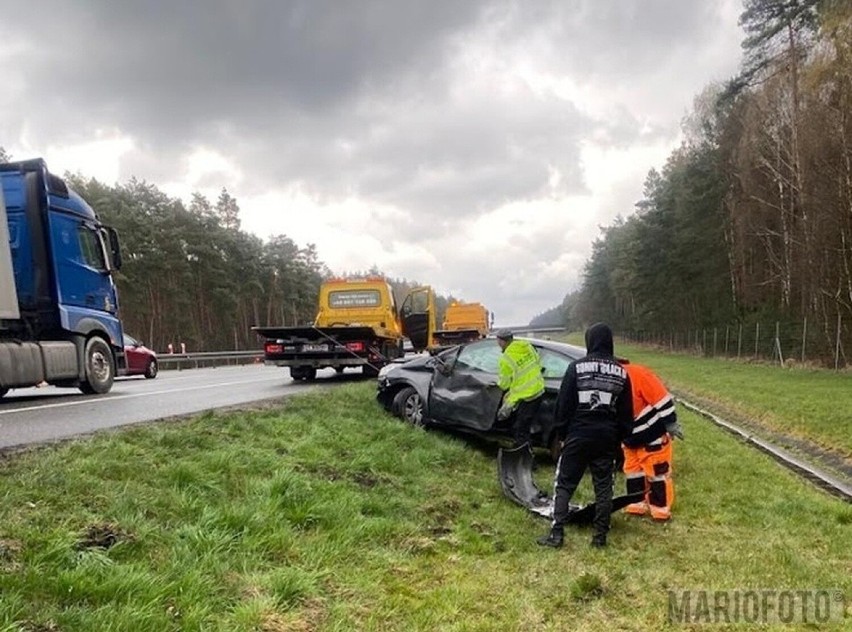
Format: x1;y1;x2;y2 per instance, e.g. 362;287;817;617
106;226;122;271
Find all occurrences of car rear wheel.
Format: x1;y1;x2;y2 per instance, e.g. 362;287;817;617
145;359;158;379
394;386;425;427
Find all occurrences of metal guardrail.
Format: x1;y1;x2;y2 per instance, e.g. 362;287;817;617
498;326;567;334
153;328;569;369
154;330;569;368
157;350;263;368
678;397;852;503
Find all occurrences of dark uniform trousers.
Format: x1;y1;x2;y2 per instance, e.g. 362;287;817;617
552;434;619;537
511;395;543;446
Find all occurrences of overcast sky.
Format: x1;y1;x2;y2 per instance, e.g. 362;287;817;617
0;0;744;325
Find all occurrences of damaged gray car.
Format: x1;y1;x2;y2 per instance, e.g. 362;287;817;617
375;337;585;452
377;337;643;523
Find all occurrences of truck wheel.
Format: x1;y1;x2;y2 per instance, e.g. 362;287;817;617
394;387;425;427
290;366;315;381
79;337;114;394
145;359;158;379
363;365;380;378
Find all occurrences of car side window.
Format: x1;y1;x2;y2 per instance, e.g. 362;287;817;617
455;340;502;373
538;347;573;379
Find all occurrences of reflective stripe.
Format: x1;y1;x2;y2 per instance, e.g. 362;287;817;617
625;472;645;480
649;475;668;483
634;402;655;420
656;394;673;409
551;451;564;528
514;371;544;393
631;405;675;435
503;354;519;371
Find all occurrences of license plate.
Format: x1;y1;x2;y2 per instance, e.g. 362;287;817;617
302;344;327;352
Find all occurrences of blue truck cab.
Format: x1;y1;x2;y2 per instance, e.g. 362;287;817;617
0;159;124;397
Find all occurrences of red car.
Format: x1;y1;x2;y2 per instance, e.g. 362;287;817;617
123;334;158;379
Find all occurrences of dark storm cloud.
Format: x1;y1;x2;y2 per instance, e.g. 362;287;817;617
1;0;739;236
9;1;480;126
2;0;483;183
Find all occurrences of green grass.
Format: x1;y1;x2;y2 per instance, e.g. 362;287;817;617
0;383;849;630
563;334;852;462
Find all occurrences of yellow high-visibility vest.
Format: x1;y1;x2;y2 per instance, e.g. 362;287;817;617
498;340;545;405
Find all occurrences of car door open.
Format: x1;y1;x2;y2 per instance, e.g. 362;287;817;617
427;339;504;431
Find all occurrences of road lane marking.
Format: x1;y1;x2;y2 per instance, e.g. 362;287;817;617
0;375;295;416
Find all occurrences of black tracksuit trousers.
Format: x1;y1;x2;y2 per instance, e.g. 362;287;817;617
552;434;619;537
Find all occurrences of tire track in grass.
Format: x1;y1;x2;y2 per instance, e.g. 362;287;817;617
678;397;852;503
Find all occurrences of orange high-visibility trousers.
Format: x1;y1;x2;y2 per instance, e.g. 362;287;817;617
622;436;674;520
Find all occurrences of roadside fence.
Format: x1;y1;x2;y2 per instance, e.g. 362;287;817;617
623;316;850;370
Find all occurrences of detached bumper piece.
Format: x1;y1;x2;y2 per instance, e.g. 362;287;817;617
497;444;643;524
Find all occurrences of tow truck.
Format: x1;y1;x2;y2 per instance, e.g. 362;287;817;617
254;277;435;380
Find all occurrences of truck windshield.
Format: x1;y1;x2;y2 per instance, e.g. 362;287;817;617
328;289;381;308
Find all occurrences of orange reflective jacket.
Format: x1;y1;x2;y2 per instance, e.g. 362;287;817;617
621;362;676;447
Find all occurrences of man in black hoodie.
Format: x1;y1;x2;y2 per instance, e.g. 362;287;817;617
537;323;633;548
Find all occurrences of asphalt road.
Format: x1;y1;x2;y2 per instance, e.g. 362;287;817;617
0;365;351;449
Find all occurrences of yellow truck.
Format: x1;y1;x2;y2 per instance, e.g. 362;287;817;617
253;277;435;380
433;301;491;346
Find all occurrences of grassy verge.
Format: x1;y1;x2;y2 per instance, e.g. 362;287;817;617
0;383;849;631
562;334;852;463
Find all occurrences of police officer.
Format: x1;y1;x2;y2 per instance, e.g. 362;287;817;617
495;329;545;448
537;323;633;548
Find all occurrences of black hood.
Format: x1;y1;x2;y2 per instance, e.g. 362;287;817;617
585;322;614;356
